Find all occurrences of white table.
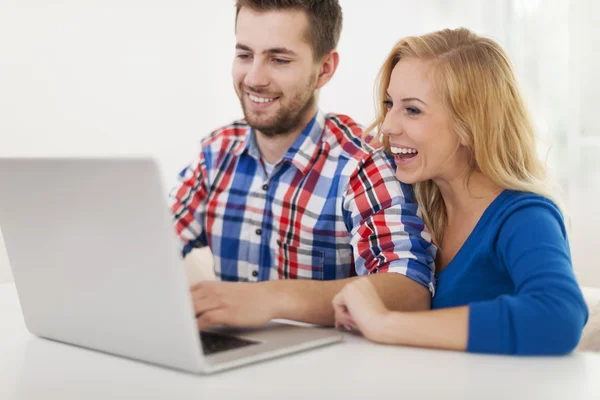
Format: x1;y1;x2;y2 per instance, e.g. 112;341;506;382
1;283;599;400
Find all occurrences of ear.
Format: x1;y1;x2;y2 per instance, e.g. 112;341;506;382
315;50;339;90
456;132;470;147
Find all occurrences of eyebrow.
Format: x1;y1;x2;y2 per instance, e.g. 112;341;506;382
236;43;297;56
385;92;428;106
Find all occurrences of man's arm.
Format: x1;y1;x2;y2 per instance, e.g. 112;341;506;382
341;150;436;294
192;273;429;330
267;273;430;324
169;152;209;256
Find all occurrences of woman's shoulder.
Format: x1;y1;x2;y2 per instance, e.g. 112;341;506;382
492;190;567;240
497;190;562;218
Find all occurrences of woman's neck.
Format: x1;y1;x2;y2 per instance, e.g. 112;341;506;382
435;170;503;222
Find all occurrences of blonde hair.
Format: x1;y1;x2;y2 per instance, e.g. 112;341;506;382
366;28;561;245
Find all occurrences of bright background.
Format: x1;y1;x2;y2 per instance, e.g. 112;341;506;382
1;0;598;286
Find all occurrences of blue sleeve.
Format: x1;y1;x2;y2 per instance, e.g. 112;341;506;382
467;200;588;355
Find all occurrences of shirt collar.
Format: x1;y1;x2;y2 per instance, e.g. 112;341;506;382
237;110;326;175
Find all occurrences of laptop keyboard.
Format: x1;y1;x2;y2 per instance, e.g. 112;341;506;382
200;331;259;355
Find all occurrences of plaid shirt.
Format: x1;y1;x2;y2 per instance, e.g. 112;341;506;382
170;110;436;294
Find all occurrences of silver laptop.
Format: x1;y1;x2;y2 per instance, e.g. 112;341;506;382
0;157;342;374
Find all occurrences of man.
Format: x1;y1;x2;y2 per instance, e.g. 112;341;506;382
170;0;436;330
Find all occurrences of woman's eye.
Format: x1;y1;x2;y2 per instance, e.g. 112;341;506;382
383;100;393;110
406;107;421;115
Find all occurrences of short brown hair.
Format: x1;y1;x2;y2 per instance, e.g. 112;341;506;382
235;0;343;60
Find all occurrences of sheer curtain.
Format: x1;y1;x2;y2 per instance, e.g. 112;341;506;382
505;0;598;286
450;0;598;286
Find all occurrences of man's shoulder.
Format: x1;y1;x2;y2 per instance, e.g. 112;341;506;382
323;113;381;161
200;119;250;150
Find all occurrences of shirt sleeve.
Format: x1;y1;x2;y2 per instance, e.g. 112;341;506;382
467;198;589;355
342;149;436;295
169;152;209;257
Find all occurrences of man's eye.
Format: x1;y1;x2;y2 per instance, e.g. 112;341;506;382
273;58;291;65
237;54;251;60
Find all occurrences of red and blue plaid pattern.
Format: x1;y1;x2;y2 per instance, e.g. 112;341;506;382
170;111;436;293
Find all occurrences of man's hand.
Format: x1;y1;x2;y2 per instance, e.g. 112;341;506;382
190;273;430;330
190;281;275;331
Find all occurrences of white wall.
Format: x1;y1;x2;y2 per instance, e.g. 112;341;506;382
0;0;598;286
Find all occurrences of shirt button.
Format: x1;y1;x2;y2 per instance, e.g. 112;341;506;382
252;270;258;278
255;228;262;235
262;184;268;191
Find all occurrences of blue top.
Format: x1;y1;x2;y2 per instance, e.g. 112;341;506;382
432;190;588;355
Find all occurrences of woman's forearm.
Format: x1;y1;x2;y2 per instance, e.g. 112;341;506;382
371;306;469;351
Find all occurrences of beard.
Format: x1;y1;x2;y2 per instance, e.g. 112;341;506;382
237;75;318;137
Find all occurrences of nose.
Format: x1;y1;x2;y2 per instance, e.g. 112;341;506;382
244;59;270;89
380;110;403;138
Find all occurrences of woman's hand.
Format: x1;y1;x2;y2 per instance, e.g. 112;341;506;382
332;278;392;343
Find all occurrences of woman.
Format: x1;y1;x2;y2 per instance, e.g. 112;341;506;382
333;28;588;355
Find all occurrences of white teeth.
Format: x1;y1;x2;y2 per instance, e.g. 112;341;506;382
249;94;276;103
390;146;418;155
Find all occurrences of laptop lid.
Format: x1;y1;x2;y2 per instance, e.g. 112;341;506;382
0;157;205;373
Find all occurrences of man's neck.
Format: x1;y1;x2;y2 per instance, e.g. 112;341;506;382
255;108;317;164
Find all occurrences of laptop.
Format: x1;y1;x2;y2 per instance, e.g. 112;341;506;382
0;157;342;374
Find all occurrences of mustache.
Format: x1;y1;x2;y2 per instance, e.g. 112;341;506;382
241;85;280;97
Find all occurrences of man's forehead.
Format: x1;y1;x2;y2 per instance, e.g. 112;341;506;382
235;8;311;52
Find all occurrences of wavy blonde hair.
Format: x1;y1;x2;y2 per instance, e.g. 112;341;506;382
365;28;560;245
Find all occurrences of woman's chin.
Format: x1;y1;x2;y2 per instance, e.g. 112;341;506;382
394;171;420;185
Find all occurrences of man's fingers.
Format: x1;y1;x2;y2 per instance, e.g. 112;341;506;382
197;309;228;331
190;282;223;316
192;296;223;317
190;282;206;292
190;281;218;295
